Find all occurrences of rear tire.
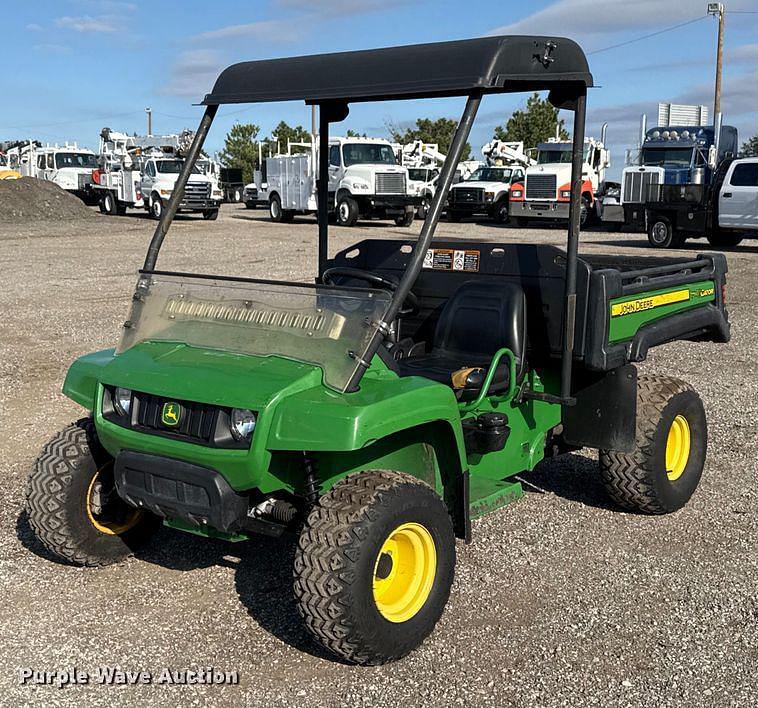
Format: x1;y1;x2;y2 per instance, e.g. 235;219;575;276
294;470;455;665
707;230;743;248
416;196;431;220
150;194;163;220
25;418;158;566
102;191;118;216
599;375;707;514
269;194;284;222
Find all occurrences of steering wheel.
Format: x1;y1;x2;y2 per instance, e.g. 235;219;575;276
321;266;419;315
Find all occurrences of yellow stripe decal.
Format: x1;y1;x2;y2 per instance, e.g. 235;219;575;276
611;289;690;317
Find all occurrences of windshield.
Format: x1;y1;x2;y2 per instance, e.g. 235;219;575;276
55;152;98;169
118;274;392;392
536;146;590;164
466;167;512;183
640;147;694;167
0;154;7;167
407;168;430;182
342;143;397;167
155;159;202;174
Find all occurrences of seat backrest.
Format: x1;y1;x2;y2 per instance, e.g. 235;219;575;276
432;281;527;379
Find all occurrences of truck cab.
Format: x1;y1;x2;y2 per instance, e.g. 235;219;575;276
0;152;20;180
509;136;609;226
447;165;524;223
33;146;99;201
715;158;758;238
328;137;417;226
407;166;440;219
140;157;222;221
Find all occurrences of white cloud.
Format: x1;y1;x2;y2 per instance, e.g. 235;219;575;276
26;23;44;32
55;15;119;33
192;20;302;43
160;49;225;98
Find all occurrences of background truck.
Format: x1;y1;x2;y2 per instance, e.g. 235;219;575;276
267;136;419;227
7;140;98;202
612;105;738;248
447;140;532;223
0;152;20;179
509;124;610;227
217;167;244;203
141;155;222;220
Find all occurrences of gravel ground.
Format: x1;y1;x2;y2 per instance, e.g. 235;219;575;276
0;205;755;708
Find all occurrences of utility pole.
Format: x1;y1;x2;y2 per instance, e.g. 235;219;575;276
145;107;153;137
707;3;725;118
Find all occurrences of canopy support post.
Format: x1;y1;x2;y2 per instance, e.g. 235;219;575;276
143;104;218;272
317;106;329;277
344;92;482;392
560;89;586;405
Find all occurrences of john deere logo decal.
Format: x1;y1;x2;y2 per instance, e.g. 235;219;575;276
161;402;181;427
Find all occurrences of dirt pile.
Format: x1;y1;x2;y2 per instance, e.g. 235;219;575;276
0;177;95;223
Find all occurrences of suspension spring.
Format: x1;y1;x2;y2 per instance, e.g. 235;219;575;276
303;454;321;506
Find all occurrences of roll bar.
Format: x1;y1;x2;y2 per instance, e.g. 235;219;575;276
141;36;592;405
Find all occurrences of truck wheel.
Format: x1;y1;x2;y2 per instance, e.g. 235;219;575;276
706;230;743;248
599;375;707;514
233;188;242;203
269;194;284;222
25;418;158;566
150;195;163;220
647;216;684;248
202;208;219;220
492;197;509;224
416;196;431;220
579;195;596;228
294;470;455;665
336;195;359;227
102;191;118;216
394;207;415;227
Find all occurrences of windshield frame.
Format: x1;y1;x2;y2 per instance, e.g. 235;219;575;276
640;146;695;168
154;159;202;175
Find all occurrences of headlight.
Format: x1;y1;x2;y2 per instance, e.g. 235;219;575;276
511;189;523;198
351;181;369;190
230;408;256;441
113;387;132;417
560;190;572;199
484;191;495;201
212;189;223;197
159;189;173;196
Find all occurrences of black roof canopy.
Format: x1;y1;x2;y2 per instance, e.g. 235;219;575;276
203;35;593;107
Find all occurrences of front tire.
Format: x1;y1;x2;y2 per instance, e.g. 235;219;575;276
25;418;158;566
647;215;684;248
394;207;415;227
294;470;455;665
336;194;359;227
492;197;509;224
202;208;219;220
599;375;707;514
707;229;743;248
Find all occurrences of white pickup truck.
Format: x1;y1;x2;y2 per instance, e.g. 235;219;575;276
711;157;758;246
140;156;223;220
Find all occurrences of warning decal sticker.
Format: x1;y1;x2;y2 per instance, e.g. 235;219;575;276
423;248;480;272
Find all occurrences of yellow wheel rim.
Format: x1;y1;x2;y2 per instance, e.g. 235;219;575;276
86;468;142;536
665;414;691;482
372;522;437;623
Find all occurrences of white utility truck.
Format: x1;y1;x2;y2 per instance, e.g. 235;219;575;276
446;140;532;223
7;141;98;201
509;125;610;227
267;136;419;226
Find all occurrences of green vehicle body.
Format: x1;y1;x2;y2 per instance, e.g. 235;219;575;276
61;271;721;542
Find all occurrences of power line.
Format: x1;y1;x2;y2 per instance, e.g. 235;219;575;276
588;16;707;55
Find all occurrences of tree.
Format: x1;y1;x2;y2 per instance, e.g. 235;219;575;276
739;136;758;157
493;93;569;148
387;117;472;161
269;120;311;153
346;129;367;138
218;122;260;184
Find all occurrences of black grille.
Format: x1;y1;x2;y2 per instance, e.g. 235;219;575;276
450;187;484;204
134;392;218;444
526;174;557;199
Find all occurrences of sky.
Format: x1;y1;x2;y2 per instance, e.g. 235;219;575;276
2;0;758;179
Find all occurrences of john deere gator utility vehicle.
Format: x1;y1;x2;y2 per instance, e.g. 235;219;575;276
26;36;730;665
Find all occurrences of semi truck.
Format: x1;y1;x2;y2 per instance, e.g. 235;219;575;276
509;125;610;227
447;141;532;223
611;112;738;248
267;136;419;226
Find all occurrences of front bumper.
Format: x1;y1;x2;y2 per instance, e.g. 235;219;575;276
355;195;421;215
510;200;570;220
